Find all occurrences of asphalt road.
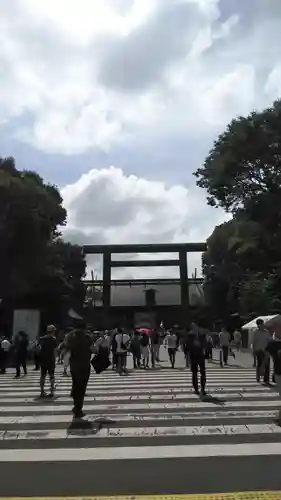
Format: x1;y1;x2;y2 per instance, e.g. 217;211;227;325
0;349;279;498
0;456;281;496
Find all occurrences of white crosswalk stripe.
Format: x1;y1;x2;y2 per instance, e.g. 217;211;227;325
0;363;281;462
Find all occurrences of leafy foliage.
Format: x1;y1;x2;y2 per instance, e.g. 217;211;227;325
197;100;281;319
0;157;86;324
194;100;281;213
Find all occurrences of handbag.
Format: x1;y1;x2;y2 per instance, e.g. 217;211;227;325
91;349;111;374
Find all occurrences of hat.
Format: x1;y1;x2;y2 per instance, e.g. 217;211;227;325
46;324;56;333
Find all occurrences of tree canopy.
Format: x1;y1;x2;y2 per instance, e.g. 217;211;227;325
0;157;86;324
194;99;281;213
196;100;281;321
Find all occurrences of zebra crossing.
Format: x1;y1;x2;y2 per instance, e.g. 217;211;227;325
0;362;281;462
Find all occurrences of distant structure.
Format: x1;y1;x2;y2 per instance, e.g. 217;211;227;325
83;242;206;329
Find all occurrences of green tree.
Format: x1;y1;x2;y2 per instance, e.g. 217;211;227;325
31;239;86;325
194;99;281;213
203;219;263;318
0;157;66;300
195;99;281;319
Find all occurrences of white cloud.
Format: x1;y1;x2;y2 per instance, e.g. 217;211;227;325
61;166;229;278
1;0;281;153
1;0;281;281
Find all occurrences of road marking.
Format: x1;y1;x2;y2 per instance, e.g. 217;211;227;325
0;383;263;393
0;387;273;396
0;423;280;441
1;494;281;499
0;400;279;413
0;409;277;425
1;442;281;461
0;392;278;404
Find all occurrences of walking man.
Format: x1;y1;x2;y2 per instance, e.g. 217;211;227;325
14;331;28;378
219;326;231;366
39;325;57;398
115;328;130;374
253;318;272;383
187;323;207;396
264;329;281;423
65;321;93;418
166;330;178;368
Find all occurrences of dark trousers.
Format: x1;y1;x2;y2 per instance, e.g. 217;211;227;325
34;352;40;370
191;356;206;393
0;351;8;373
205;345;213;360
168;348;176;367
132;351;141;368
116;353;126;374
40;364;55;393
112;352;117;369
15;356;27;377
256;350;270;382
221;346;229;365
71;367;90;415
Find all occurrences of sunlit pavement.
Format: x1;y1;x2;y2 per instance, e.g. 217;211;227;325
0;349;280;497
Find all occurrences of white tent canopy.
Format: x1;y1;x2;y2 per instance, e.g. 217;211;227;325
242;314;281;348
242;315;281;330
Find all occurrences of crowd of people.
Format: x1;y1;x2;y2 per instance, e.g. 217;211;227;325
0;319;280;422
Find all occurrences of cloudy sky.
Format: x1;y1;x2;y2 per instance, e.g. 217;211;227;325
1;0;281;278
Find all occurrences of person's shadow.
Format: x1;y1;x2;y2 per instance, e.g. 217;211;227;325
200;393;225;405
67;417;116;436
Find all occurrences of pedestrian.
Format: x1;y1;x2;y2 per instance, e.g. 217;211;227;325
94;331;111;358
187;323;206;396
111;330;118;370
263;329;281;423
253;319;272;383
166;330;178;368
182;330;190;367
0;336;11;373
219;327;231;366
233;329;242;351
65;321;93;419
14;331;28;378
130;331;141;369
115;328;130;375
205;334;213;361
32;339;40;371
151;330;160;367
38;325;57;398
140;332;150;368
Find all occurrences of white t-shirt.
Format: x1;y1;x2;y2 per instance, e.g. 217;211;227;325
115;333;130;353
166;333;177;349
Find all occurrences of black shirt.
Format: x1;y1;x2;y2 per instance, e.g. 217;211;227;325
266;340;281;375
187;331;206;358
39;334;57;366
65;330;93;369
151;331;159;345
140;334;149;347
